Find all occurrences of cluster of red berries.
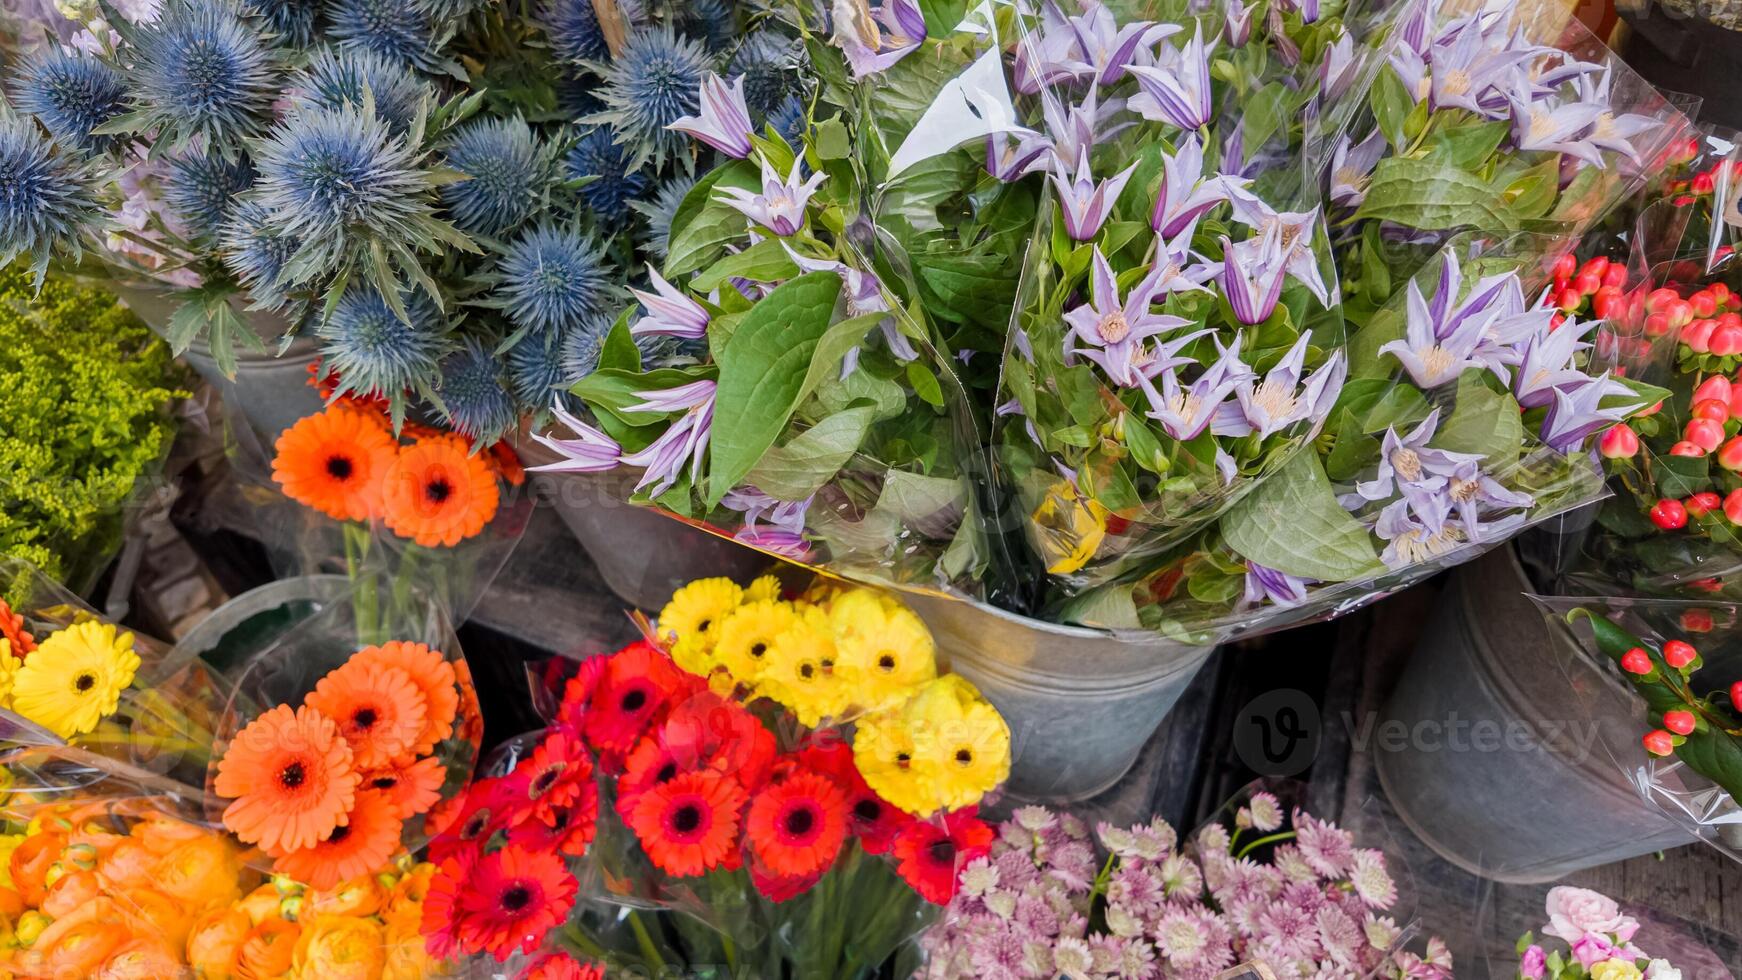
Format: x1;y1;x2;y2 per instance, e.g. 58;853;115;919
1550;253;1627;316
1630;372;1742;530
1658;282;1742;353
1666;158;1742;210
1618;638;1742;758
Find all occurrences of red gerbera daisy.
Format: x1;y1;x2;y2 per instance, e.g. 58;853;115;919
505;795;597;858
454;843;578;961
428;777;514;863
507;729;594;825
892;808;994;905
626;770;747;877
745;770;849;879
617;731;689;819
421;848;476;961
582;643;694;760
659;692;776;794
519;952;605;980
799;740;912;855
557;656;608;732
747;847;825;903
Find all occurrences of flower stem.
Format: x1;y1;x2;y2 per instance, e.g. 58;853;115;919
627;910;666;973
1235;830;1296;860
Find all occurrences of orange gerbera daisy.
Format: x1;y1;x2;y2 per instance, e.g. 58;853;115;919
272;407;398;522
626;770;747;877
215;705;359;855
379;438;499;547
306;660;429;770
272;791;403;889
350;641;459;752
745;769;849;879
0;599;36;658
360;755;447;819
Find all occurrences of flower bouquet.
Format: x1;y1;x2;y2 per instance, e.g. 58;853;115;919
417;574;1013;978
1513;887;1700;980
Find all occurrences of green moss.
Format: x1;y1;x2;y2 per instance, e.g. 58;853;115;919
0;267;187;591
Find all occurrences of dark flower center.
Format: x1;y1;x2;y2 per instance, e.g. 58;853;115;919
500;884;533;912
353;707;378;729
372;776;398;790
853;798;883;824
895;752;911;769
655;762;678;783
74;672;96;692
955;749;973;765
799;663;815;679
783;806;817;837
326;455;354;480
697;618;712;633
327;823;352;845
425;478;452;504
620;688;647;712
279;761;306;789
462;809;491;839
531;766;563;796
671;803;703;834
749;642;767;659
877;654;896;671
927;839;957;867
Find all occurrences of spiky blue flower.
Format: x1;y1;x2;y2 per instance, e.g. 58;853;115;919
328;0;445;74
165;151;255;238
219;199;298;309
561;312;615;380
437;337;517;441
493;223;615;334
766;93;805;144
129;0;278;152
0;117;104;285
540;0;609;63
298;46;431;136
584;25;709;171
247;0;324;47
506;325;567;409
317;285;452;400
12;49;129;154
564;126;649;222
441;117;547;238
630;172;695;260
678;0;735;52
731;30;805;119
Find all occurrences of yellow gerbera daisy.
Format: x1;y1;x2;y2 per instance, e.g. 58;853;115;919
758;608;854;726
9;620;140;738
657;578;743;677
828;590;937;710
744;574;784;604
904;675;1011;811
0;637;20;707
712;599;800;686
852;705;939;816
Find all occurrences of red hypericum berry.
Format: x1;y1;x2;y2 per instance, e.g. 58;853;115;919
1725;489;1742;524
1694;375;1734;406
1730;680;1742;709
1668;298;1696;328
1712;323;1742;357
1621;647;1655;674
1693;171;1717;195
1602;264;1628;289
1719;437;1742;471
1592;286;1623;319
1554;253;1577;280
1647;287;1682;312
1663;639;1699;667
1550;312;1567;331
1643;312;1672;337
1581;256;1610;279
1663;710;1697;735
1643;729;1677;756
1720;245;1737;261
1599;424;1640;459
1557;287;1583;312
1574;271;1602;296
1722;311;1742;330
1650;498;1689;529
1669;440;1707;458
1639;400;1664;417
1693;398;1731;423
1686;418;1725;451
1686;492;1722;517
1692;291;1720;318
1710;283;1732;303
1684;608;1715;633
1728;387;1742;418
1676;194;1697;207
1683;318;1716;353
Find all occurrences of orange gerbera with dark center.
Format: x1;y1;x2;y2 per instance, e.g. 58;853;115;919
271;791;403;889
506;786;598;858
380;437;500;547
508;729;593;825
892;808;994;905
627;770;747;877
215;704;359;854
0;599;36;658
305;660;429;770
799;740;912;855
361;754;446;819
351;641;459;751
453;844;578;961
272;407;398;522
745;769;849;879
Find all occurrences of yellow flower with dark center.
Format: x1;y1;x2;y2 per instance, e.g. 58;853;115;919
828;589;937;711
1030;481;1109;574
904;674;1011;811
713;599;800;686
758;607;853;726
657;578;743;677
10;621;139;738
852;705;938;816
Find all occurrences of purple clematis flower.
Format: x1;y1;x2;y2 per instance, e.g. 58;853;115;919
734;526;812;559
1429;18;1540;116
781;244;917;376
1013;0;1085;94
1129;24;1216;131
1151;135;1247;240
1512;313;1599;408
1398;0;1435;56
1378;251;1517;388
832;0;926;80
722;486;811;535
629;265;710;339
1243;561;1313;607
1064;1;1178;86
1504;72;1608;165
1225;196;1330;305
1329;129;1387;208
1063;247;1197;387
530;401;622;473
619;380;716;496
1267;5;1300;67
1145;228;1223;298
985;131;1053;181
1219;230;1289;325
1375;494;1466;569
1320;31;1360;101
716;156;826;237
1211;336;1346;439
1041;86;1133;170
1442;459;1533;541
1351;409;1483;504
1572;68;1656;165
1388;44;1432;104
1540;373;1641;453
667;72;753;158
1276;0;1321;24
1140;335;1255;440
1222;0;1255;47
1049;147;1137;241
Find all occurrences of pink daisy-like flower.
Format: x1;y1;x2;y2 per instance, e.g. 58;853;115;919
1014;891;1062;937
1293;810;1356;877
1281;879;1328;914
1012;805;1056;833
1130;819;1176;860
1316;903;1364;966
1154;907;1212;966
1049;840;1098;890
993;848;1041;889
1364;913;1404;950
1108;864;1163;913
1053;936;1095;976
1090;934;1158;979
959;857;1002;898
1348;847;1398;908
1195;822;1230;852
1270;843;1319;882
967;925;1026;980
1156;853;1204;902
1245;791;1284;831
1256;898;1323;962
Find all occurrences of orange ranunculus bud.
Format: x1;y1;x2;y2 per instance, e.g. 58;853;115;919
32;898;130;978
236;917;300;980
237;883;285;926
187;907;254;979
306;874;387;919
152;832;247;911
291;915;386;980
40;868;99;917
10;833;63;906
97;938;186;978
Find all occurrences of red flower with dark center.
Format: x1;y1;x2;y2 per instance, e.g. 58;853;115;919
558;655;608;732
626;770;747;877
428;777;513;863
519;952;605;980
892;808;994;904
581;643;695;762
617;732;688;819
508;729;593;825
745;769;849;879
746;846;826;903
798;739;911;855
506;794;597;858
452;843;578;961
658;691;776;794
420;846;477;961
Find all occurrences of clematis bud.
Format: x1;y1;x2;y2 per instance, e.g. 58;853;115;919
1599;424;1639;458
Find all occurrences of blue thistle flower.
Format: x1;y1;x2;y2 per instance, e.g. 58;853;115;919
164;151;255;239
678;0;735;53
564;126;649;222
539;0;608;64
584;25;709;171
493;223;615;334
437;337;517;441
246;0;324;47
730;30;804;119
0;117;104;285
553;72;604;119
441;116;547;238
629;172;695;260
219;199;298;309
766;93;805;144
560;312;614;381
12;49;129;154
327;0;445;74
506;325;566;409
317;285;452;400
129;0;278;152
297;46;431;136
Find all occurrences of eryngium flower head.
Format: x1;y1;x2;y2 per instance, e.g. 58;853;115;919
327;0;446;74
297;46;432;136
441;116;548;238
584;24;710;171
561;312;614;380
437;336;517;441
766;93;805;144
318;284;452;401
165;150;256;238
678;0;735;52
492;223;615;334
128;0;279;152
12;49;129;154
565;125;649;222
506;320;606;410
730;30;805;119
540;0;610;63
0;116;105;285
219;199;298;309
630;173;696;259
247;0;324;47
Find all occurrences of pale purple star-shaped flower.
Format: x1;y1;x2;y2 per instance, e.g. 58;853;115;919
1572;68;1656;165
1429;18;1540;116
1063;1;1178;86
1267;5;1300;67
1219;230;1289;325
1063;247;1197;388
1140;335;1255;440
1505;72;1608;166
1151;135;1248;240
1375;494;1465;570
1512;313;1599;408
1329;129;1387;208
1320;32;1360;101
1223;0;1255;47
1378;251;1517;388
1041;86;1134;170
1351;409;1483;503
985;131;1053;181
619;380;716;496
629;265;710;340
529;400;622;473
1224;195;1330;306
1129;24;1216;131
1013;0;1085;94
1210;335;1347;439
1540;373;1641;453
722;486;811;535
716;156;826;237
1442;459;1533;540
1145;228;1222;298
1389;45;1432;104
832;0;926;80
1275;0;1321;24
1049;147;1137;241
667;72;753;159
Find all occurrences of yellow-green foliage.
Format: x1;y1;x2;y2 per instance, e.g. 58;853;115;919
0;267;186;588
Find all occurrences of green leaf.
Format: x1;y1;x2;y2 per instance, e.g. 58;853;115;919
709;272;845;505
1370;71;1413;150
1355;157;1514;232
906;359;944;408
814;117;850;160
1652;453;1713;499
1675;727;1742;806
665;159;759;277
689;238;801;292
873;471;963;524
1241;84;1289;159
1324;408;1378;482
1059;584;1143;630
1223;450;1385;581
1423;120;1508;170
1502;157;1562;223
746;404;877;501
597;308;640;373
1429;371;1524;470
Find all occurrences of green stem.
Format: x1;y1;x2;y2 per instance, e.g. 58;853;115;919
1235;830;1297;860
627;910;666;973
560;923;610;961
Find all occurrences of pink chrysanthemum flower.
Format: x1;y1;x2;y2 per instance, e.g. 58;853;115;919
1271;842;1319;882
1349;847;1399;908
1154;908;1213;966
1317;903;1365;966
1256;898;1324;962
1157;853;1205;902
1294;810;1357;877
1053;936;1095;977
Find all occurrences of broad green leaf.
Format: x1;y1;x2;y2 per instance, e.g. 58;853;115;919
1429;371;1524;470
1424;120;1508;170
1652;453;1712;499
1676;727;1742;802
817;363;907;420
1324;408;1378;482
1370;71;1412;149
690;238;801;292
1241;83;1288;159
1223;450;1385;581
874;470;963;523
709;272;846;504
906;359;944;408
1059;584;1143;630
1502;157;1561;222
814;117;850;160
1356;157;1514;232
746;404;877;501
597;308;640;373
665;159;759;277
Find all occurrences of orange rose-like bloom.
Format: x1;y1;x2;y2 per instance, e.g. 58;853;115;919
273;406;398;521
29;897;130;977
352;641;459;751
291;914;386;980
306;660;430;769
380;438;499;547
306;874;387;919
187;907;253;977
237;918;300;979
272;791;404;890
99;937;186;978
362;754;448;819
216;704;360;854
